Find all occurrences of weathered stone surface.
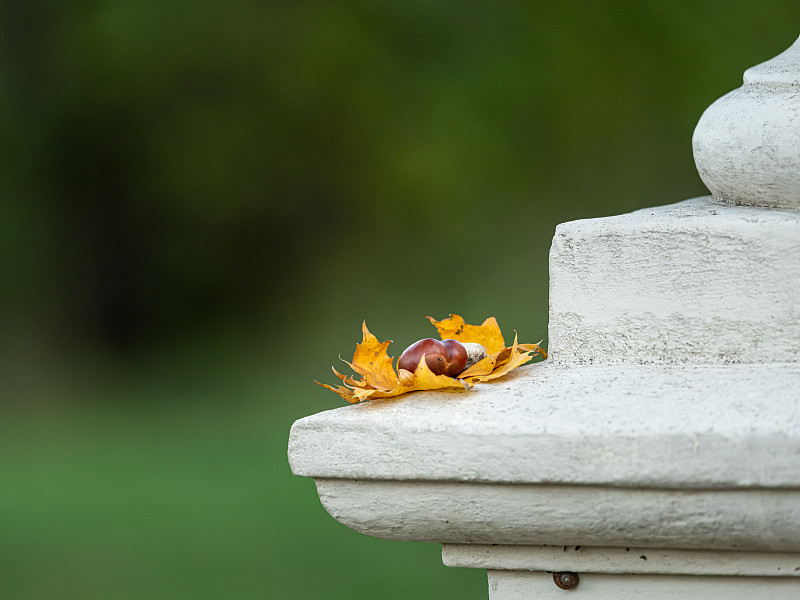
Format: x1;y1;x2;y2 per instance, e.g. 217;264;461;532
290;362;800;488
548;196;800;365
290;360;800;550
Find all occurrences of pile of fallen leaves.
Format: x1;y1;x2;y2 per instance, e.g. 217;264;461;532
317;314;546;403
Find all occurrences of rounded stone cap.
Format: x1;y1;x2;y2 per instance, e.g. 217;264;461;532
693;35;800;209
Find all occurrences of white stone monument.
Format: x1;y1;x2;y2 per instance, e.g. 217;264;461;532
289;35;800;599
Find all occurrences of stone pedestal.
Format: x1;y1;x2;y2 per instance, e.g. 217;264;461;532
288;35;800;599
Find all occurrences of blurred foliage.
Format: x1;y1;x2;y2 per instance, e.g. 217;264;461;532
2;1;800;598
3;0;799;354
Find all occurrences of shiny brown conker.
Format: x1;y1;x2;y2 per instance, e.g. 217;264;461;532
397;338;468;377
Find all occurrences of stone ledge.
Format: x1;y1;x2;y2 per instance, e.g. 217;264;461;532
289;361;800;488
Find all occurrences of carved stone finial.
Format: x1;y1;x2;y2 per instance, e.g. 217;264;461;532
693;36;800;209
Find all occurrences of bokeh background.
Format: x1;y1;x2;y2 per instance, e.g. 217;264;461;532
2;2;799;598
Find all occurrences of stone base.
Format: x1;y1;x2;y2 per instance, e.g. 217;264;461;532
443;545;800;600
486;570;799;600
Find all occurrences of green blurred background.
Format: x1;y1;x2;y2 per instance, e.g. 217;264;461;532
2;2;798;598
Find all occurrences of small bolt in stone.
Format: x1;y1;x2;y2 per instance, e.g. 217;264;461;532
553;571;579;590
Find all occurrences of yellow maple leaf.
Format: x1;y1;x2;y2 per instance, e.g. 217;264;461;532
427;314;506;355
463;332;535;383
343;321;398;391
316;315;546;403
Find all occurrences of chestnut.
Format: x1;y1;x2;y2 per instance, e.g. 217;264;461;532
398;338;469;377
398;337;489;378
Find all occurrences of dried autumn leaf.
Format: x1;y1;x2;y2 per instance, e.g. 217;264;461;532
400;354;471;392
315;381;353;400
316;315;546;403
464;333;536;384
517;343;545;354
458;354;496;378
343;321;398;391
427;314;506;355
315;322;468;403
